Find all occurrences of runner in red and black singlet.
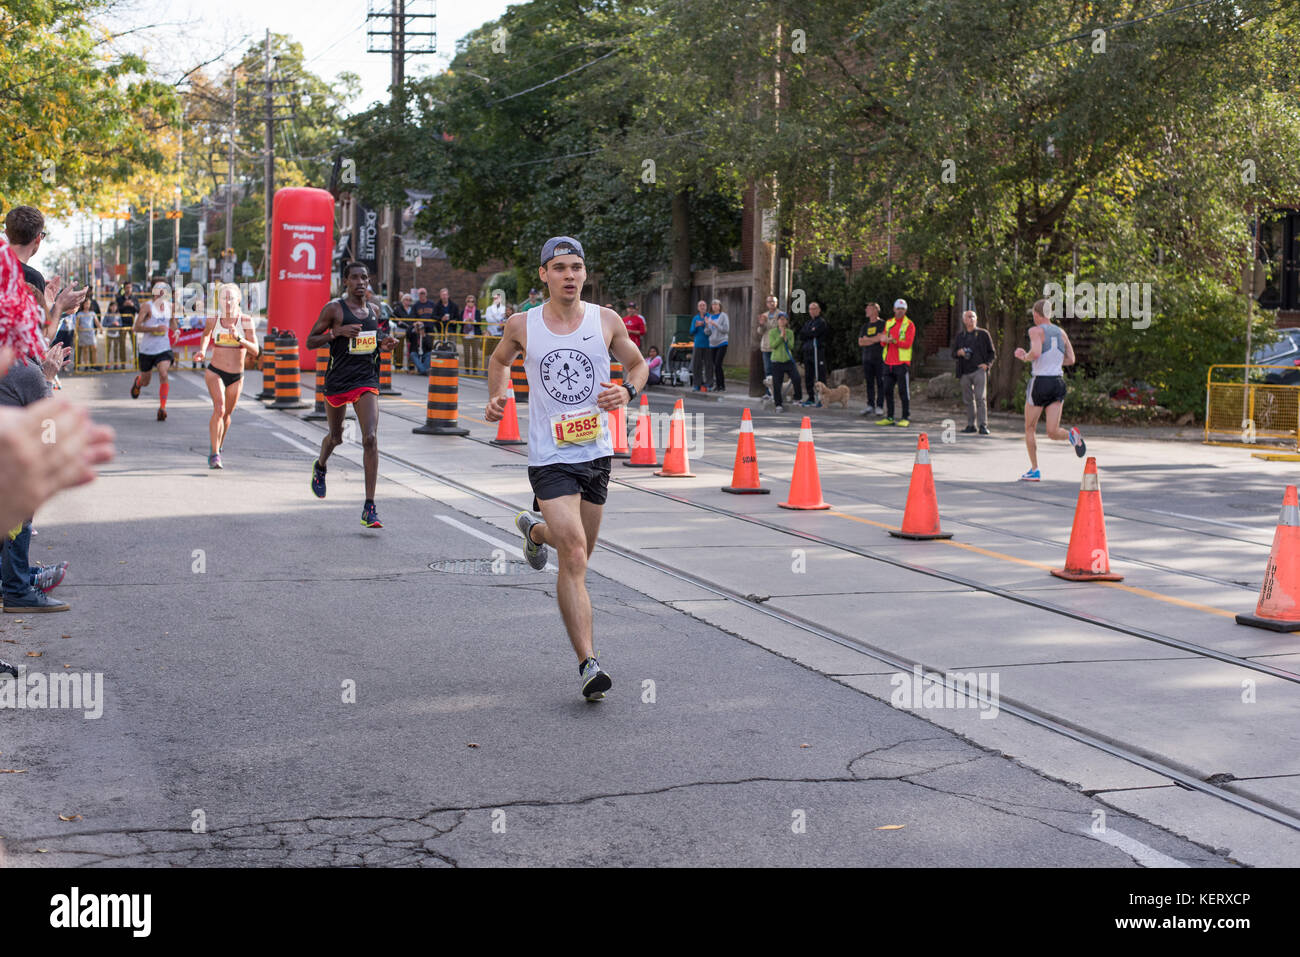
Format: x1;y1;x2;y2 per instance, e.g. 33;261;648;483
304;262;396;528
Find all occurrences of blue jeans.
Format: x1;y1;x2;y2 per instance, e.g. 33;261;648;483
411;349;432;376
1;520;38;603
761;351;772;384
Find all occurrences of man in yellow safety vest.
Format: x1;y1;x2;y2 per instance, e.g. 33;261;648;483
875;298;916;427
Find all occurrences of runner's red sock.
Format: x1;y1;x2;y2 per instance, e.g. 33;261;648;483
159;382;169;409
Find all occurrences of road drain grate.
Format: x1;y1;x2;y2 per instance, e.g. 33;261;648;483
428;558;533;575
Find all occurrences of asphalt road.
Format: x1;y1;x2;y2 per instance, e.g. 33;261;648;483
0;366;1290;867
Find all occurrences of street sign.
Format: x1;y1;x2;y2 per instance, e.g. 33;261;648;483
402;240;421;261
220;260;235;283
178;248;191;272
113;264;127;277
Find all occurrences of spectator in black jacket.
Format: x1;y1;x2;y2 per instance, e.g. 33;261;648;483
952;309;996;434
432;287;459;340
799;300;830;407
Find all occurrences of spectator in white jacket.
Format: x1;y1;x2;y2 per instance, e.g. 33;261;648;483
484;289;508;337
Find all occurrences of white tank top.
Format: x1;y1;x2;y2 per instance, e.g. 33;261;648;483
140;299;172;355
1030;322;1065;377
524;302;613;466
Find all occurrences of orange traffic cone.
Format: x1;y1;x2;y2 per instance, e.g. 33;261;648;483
779;417;830;510
655;398;695;477
609;401;631;459
889;433;952;540
722;407;770;494
490;388;527;446
623;393;659;468
1236;485;1300;632
1050;457;1123;581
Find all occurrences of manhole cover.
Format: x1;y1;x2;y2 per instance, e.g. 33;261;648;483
428;558;533;575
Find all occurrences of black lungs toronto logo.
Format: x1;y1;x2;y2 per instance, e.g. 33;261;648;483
539;349;596;404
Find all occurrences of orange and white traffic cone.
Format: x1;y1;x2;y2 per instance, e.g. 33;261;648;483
1236;485;1300;632
490;388;527;446
779;416;830;510
722;407;769;494
889;433;952;540
655;398;695;477
623;393;659;468
609;401;631;459
1050;457;1123;581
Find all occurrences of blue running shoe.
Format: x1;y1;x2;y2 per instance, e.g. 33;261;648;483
311;459;326;498
1020;469;1041;482
1068;427;1086;458
361;502;382;528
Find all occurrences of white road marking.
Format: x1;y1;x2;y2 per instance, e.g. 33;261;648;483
1089;827;1189;868
1145;509;1261;532
274;431;320;456
436;515;556;572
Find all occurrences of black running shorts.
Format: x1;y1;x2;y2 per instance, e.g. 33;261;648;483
528;456;612;512
139;350;174;373
1027;375;1068;408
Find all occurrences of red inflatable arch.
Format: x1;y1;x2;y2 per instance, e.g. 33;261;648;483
269;187;335;370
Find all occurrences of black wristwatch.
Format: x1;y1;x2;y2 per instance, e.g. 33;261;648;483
623;382;637;403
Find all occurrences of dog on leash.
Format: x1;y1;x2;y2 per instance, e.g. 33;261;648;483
761;375;795;408
815;380;851;409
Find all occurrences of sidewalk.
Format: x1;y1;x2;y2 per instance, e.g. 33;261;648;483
648;375;1205;443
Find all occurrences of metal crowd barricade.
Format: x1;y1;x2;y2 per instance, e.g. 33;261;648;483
399;320;502;379
1204;364;1300;450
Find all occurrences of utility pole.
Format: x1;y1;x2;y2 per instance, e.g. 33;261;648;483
146;197;154;284
264;28;274;281
367;0;436;297
224;66;237;282
174;106;184;280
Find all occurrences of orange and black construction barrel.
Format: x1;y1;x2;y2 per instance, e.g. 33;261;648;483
270;333;310;410
378;349;401;395
302;348;328;421
510;355;528;403
257;329;278;400
413;345;470;436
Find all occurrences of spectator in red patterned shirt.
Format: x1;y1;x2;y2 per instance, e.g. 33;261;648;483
622;302;646;352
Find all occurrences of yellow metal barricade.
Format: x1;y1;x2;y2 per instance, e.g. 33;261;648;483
1204;365;1300;450
406;320;500;379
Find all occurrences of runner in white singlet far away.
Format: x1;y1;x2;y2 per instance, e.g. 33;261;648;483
485;236;648;700
1014;298;1086;481
130;282;178;421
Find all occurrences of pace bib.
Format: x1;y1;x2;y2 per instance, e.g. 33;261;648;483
551;408;603;447
349;331;377;354
214;330;241;347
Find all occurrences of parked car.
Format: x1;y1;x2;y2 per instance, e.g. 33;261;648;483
1252;329;1300;385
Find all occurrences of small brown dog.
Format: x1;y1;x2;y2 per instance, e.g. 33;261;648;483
815;380;850;409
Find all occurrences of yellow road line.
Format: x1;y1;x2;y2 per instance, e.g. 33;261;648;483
827;510;1238;619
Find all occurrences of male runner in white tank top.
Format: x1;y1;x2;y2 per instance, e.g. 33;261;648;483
130;282;178;421
485;236;647;700
1013;298;1085;481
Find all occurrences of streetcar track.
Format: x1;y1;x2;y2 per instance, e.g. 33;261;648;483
276;404;1300;834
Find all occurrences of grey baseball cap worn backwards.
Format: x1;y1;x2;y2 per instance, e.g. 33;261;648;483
541;236;584;266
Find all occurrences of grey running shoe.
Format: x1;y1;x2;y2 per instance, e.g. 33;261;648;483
579;656;612;699
33;561;68;594
515;510;549;570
